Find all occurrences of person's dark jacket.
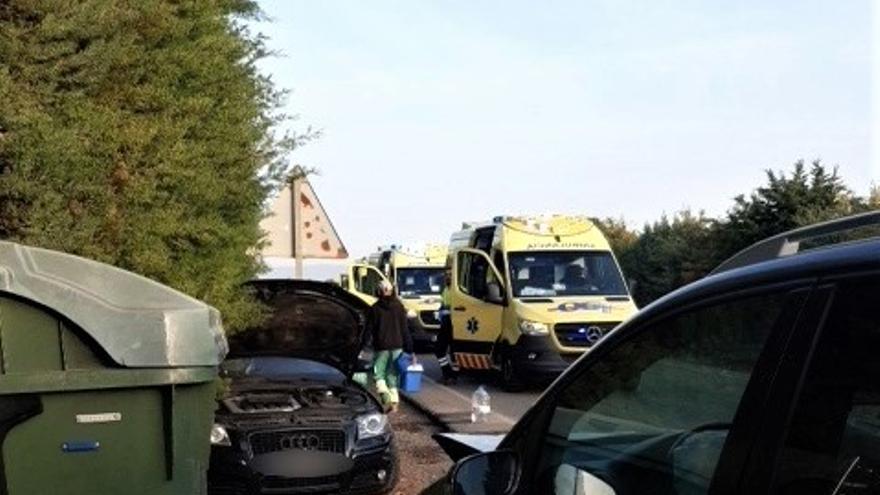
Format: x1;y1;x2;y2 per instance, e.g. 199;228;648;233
368;296;413;353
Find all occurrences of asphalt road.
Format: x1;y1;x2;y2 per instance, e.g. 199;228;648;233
416;353;542;424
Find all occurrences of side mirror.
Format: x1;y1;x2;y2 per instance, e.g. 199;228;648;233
451;450;519;495
486;282;504;305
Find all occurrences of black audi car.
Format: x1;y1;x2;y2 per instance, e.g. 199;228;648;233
208;280;397;495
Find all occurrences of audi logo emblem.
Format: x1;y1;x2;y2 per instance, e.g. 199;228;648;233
279;433;321;450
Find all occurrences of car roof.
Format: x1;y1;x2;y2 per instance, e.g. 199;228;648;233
633;236;880;325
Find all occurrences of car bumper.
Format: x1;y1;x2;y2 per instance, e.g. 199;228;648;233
509;335;580;380
407;316;439;348
208;441;396;495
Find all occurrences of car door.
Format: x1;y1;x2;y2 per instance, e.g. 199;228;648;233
500;283;812;495
743;274;880;495
347;263;388;305
449;248;505;366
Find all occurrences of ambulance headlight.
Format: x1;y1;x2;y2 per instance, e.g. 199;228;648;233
407;309;418;319
519;320;550;336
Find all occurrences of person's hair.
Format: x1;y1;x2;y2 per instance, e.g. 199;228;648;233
377;279;394;296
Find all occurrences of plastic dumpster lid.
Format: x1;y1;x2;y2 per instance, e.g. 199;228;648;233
0;241;227;368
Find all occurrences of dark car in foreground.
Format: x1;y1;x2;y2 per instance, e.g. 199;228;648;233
431;212;880;495
209;280;397;495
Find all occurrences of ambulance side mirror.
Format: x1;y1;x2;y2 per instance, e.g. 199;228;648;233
486;282;504;305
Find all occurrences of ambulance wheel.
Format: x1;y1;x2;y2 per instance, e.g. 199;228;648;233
499;348;524;392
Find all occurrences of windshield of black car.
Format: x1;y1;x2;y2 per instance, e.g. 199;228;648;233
222;357;345;382
507;251;627;298
396;267;444;296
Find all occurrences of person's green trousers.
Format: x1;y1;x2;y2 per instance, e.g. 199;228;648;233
373;349;403;406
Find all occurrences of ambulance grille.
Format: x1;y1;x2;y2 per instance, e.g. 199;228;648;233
554;322;618;348
419;310;440;326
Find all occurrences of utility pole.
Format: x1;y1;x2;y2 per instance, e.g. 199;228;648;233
292;176;304;279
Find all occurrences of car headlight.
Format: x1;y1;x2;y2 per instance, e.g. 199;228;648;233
407;309;418;319
356;413;389;440
210;424;231;446
519;319;550;336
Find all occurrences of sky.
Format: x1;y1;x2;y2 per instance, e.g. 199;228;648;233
252;0;876;279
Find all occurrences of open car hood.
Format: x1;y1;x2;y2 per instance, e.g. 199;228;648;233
228;280;370;372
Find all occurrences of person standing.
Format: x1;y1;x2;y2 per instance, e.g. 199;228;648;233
434;270;457;383
369;280;413;412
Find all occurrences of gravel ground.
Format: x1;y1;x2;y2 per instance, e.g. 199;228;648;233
388;402;452;494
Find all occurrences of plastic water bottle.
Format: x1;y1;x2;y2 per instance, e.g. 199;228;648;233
471;385;491;423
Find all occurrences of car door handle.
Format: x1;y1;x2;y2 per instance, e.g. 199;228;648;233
454;306;467;312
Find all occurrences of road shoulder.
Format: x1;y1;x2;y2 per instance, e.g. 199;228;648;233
401;374;515;434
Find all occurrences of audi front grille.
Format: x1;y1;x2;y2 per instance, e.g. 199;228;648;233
249;429;346;456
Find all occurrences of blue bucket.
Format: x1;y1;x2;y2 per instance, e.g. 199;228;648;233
401;363;423;393
395;353;413;375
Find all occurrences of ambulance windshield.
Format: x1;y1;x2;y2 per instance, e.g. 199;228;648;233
396;268;445;296
508;251;628;298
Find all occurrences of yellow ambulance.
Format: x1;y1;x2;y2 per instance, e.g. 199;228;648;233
447;215;637;388
345;244;448;349
340;260;383;306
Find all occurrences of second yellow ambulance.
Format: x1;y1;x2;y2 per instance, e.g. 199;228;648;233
345;244;448;349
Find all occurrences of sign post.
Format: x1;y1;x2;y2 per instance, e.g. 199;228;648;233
291;177;304;278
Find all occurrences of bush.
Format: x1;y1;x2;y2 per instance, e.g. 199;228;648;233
0;0;307;331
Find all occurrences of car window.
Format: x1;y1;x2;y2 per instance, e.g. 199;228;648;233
474;227;495;254
772;276;880;495
534;292;790;495
458;251;496;300
355;266;383;295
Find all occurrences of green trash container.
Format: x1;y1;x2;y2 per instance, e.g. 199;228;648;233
0;241;227;495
